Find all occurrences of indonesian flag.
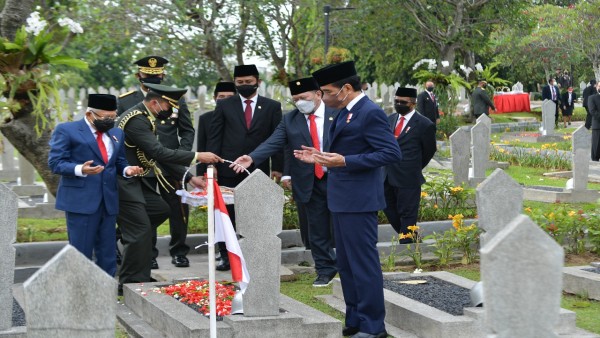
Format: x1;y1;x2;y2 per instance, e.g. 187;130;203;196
213;180;250;292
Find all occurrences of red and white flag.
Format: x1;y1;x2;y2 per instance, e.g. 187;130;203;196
213;180;250;292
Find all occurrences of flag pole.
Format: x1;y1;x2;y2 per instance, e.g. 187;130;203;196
207;165;217;338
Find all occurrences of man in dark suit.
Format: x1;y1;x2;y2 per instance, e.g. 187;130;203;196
471;79;496;119
49;94;143;276
583;79;597;129
295;61;402;338
384;87;437;242
416;81;440;125
196;82;237;176
116;83;221;292
231;77;338;287
588;82;600;161
542;78;561;127
207;64;284;271
118;56;196;269
561;86;577;128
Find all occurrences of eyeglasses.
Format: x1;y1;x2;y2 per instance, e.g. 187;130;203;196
90;110;117;120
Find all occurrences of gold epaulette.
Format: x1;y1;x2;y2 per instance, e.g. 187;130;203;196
119;90;137;98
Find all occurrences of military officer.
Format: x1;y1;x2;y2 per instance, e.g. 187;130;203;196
116;83;220;294
118;56;196;269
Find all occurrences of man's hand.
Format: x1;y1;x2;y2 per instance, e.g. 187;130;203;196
230;155;253;173
281;178;292;190
82;160;104;175
313;152;346;167
271;171;282;183
197;152;222;163
293;145;320;164
189;176;207;189
125;166;144;176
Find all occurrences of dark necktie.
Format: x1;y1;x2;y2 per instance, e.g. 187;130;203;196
394;116;405;138
551;86;556;101
244;99;252;129
308;114;324;179
96;132;108;164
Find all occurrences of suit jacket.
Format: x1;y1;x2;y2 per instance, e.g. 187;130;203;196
583;86;598;109
416;90;439;123
327;95;402;213
542;84;561;103
48;119;129;215
196;110;214;175
471;87;495;116
561;92;577;110
118;88;195;151
117;102;197;203
385;111;437;188
206;94;283;179
589;93;600;130
250;105;337;204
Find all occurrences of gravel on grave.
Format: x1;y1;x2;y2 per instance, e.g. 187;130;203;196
13;298;26;327
383;276;471;316
582;267;600;274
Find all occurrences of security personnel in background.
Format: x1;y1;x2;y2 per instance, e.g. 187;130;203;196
116;83;220;293
118;56;195;269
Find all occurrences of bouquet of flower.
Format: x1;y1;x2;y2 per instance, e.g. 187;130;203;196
154;280;237;316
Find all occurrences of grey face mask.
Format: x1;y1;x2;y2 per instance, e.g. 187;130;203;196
296;99;316;114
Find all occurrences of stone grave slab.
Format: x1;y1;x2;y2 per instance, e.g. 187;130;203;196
0;184;17;331
450;127;470;185
563;266;600;301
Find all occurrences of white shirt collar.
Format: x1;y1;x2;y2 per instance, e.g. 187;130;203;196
239;93;258;103
397;110;416;125
84;115;97;135
305;100;325;120
346;92;366;111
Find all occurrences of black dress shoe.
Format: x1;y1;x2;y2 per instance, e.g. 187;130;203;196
342;326;359;336
117;284;123;297
171;255;190;267
116;248;123;265
151;258;159;270
216;257;230;271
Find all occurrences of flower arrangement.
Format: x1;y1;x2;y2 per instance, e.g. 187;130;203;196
399;225;423;269
155;280;237;316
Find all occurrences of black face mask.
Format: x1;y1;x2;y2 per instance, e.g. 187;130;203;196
92;117;115;133
426;86;434;92
394;104;411;115
151;101;172;120
140;76;162;85
236;84;258;98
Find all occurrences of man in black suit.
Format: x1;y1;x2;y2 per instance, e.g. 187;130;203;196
207;64;284;271
471;79;496;118
196;82;237;175
416;81;440;125
542;78;561;127
588;82;600;161
561;86;577;128
384;87;437;242
583;79;597;130
117;56;196;269
231;77;338;287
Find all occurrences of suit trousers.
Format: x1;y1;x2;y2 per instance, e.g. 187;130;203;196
66;200;117;276
383;181;421;238
117;181;170;284
298;176;336;277
154;177;190;257
296;201;310;250
333;211;386;335
592;129;600;161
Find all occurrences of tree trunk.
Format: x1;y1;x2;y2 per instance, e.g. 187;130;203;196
0;0;35;40
439;44;457;75
0;102;59;197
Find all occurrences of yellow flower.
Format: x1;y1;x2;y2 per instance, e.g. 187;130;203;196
450;186;464;194
515;139;521;143
524;207;532;213
434;204;438;209
448;214;454;219
505;127;510;132
407;225;419;232
399;232;413;239
548;212;555;220
498;148;506;153
568;210;576;217
421;191;428;198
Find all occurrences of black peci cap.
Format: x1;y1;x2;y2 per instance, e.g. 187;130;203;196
312;61;357;86
288;77;320;95
395;87;417;98
233;64;259;77
213;82;237;96
88;94;117;111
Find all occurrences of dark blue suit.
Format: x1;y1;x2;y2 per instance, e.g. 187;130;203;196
48;118;129;276
384;111;437;236
327;95;401;334
250;104;338;277
542;83;561;122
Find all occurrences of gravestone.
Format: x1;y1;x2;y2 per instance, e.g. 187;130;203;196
450;127;470;185
540;99;556;136
476;113;491;133
571;126;591;191
23;245;116;338
18;155;35;186
580;81;587;94
469;121;490;185
0;184;17;330
235;170;285;317
0;136;19;181
372;82;379;99
476;169;523;246
481;214;563;338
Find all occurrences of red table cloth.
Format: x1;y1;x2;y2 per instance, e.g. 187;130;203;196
492;93;531;113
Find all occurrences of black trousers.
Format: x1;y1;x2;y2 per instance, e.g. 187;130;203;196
117;181;169;284
296;200;310;249
592;129;600;161
152;177;190;258
383;180;421;240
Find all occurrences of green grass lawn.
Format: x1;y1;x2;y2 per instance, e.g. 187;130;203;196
280;273;344;322
489;112;540;124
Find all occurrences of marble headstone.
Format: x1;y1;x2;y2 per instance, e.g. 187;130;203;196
481;214;563;338
23;245;117;337
450;127;470;185
0;184;17;330
476;169;523;247
476;113;491;133
235;170;285;317
571;126;592;191
541;99;556;136
470;121;490;184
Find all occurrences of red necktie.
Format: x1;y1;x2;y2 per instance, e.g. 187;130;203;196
244;99;252;129
308;114;324;179
96;132;108;164
430;92;436;103
394;116;405;138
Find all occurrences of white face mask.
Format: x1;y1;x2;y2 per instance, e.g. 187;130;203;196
296;99;316;115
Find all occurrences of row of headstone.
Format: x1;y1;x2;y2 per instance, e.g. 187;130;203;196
450;114;492;187
476;169;564;337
